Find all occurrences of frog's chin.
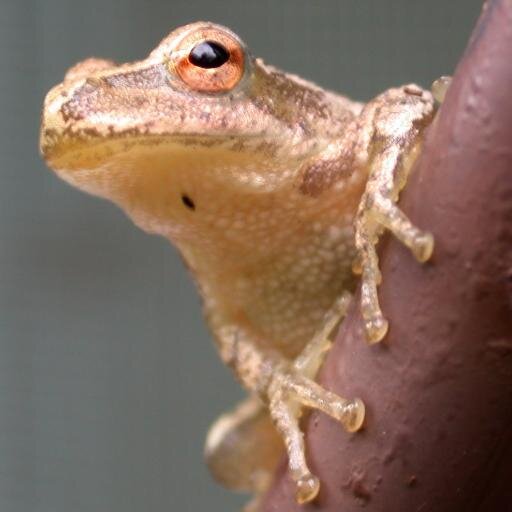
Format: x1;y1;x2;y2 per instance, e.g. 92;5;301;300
43;133;307;213
45;134;312;244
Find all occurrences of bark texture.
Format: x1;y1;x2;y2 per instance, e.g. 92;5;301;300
261;1;512;510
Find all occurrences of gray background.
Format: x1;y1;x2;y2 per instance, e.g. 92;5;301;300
0;1;482;511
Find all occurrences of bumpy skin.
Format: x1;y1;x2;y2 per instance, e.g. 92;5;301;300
40;22;435;508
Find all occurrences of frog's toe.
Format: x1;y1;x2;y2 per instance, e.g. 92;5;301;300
296;473;320;504
364;311;389;344
411;231;434;262
431;75;452;104
270;371;365;433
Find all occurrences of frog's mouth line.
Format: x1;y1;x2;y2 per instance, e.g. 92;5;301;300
42;132;280;169
40;128;322;177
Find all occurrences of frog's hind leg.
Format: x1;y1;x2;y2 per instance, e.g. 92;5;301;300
354;85;436;343
205;396;283;509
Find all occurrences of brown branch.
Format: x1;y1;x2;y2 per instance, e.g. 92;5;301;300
261;1;512;510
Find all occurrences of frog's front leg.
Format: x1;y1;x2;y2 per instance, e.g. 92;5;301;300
355;85;436;343
211;296;364;504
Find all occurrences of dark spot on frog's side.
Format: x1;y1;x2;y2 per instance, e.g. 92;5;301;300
181;194;196;210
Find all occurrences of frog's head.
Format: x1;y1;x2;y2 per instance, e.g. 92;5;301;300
40;22;358;240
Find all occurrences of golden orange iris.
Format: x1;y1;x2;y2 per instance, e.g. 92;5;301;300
172;27;245;93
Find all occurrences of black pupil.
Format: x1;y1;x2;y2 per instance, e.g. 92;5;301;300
189;41;230;69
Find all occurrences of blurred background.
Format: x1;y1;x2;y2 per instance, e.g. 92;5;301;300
0;1;482;511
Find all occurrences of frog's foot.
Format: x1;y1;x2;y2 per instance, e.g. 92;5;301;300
354;195;434;343
264;292;362;504
353;85;436;343
268;368;365;503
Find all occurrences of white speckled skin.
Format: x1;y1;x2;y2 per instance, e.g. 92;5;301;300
40;22;435;508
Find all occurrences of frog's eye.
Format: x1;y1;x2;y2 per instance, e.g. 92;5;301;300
172;27;245;93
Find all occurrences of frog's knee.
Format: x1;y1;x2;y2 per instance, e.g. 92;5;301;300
205;397;282;493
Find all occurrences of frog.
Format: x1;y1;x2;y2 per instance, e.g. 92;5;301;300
40;21;446;509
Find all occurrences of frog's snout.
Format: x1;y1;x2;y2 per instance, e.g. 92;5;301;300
39;84;77;163
40;84;66;161
40;58;116;162
64;58;116;82
40;78;92;162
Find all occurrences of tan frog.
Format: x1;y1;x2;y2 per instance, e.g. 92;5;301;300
40;22;443;509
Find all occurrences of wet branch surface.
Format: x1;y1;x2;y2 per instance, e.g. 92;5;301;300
261;1;512;510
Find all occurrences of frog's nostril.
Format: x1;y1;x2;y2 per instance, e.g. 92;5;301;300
39;84;73;159
64;57;116;82
39;101;60;159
